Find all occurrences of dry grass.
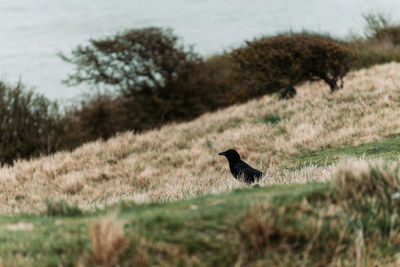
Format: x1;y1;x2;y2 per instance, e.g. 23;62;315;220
89;217;127;267
1;63;400;214
238;203;339;266
349;39;400;70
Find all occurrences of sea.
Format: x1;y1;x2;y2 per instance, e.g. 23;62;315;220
1;0;400;102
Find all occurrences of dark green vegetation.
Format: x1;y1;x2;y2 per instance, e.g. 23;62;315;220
2;160;400;265
0;81;65;164
262;114;282;125
230;34;352;96
60;27;232;136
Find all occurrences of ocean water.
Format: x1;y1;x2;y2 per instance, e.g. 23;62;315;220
1;0;400;101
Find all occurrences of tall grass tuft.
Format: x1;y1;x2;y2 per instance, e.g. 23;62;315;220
89;217;127;266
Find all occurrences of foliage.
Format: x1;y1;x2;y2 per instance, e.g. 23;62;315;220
362;12;392;39
60;27;200;94
60;27;231;134
347;12;400;70
0;81;65;165
361;12;400;44
373;25;400;44
348;39;400;70
62;94;125;143
5;24;400;164
230;33;353;97
278;85;296;99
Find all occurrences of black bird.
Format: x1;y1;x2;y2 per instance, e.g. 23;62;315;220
219;149;263;184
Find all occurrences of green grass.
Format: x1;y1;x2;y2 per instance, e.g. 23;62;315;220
0;215;90;265
0;183;329;266
1;176;399;266
262;114;282;124
286;134;400;170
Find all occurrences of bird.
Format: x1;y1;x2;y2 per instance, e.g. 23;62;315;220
218;149;263;184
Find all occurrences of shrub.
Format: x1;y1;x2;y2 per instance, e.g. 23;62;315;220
348;39;400;70
347;13;400;70
362;12;392;40
59;27;201;96
362;12;400;44
62;94;125;143
60;27;230;133
120;60;228;130
203;54;239;104
373;26;400;44
230;33;353;97
0;81;65;164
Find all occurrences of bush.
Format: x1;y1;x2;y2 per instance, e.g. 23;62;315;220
347;13;400;70
373;26;400;44
61;61;232;139
120;60;227;130
62;94;125;143
60;27;230;133
362;12;400;44
348;39;400;70
0;81;66;164
59;27;201;96
230;33;353;97
362;12;392;40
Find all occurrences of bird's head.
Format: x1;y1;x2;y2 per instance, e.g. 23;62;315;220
218;149;241;162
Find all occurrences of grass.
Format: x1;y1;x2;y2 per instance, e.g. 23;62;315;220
349;40;400;70
2;63;400;264
261;114;282;124
1;63;400;214
0;182;329;266
287;134;400;170
2;161;400;265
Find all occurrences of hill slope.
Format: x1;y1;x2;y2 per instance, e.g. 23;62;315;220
1;63;400;214
2;162;400;266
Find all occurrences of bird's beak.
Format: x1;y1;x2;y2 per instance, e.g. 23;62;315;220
218;152;226;156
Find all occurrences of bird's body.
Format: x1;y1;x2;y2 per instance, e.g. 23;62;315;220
219;149;263;184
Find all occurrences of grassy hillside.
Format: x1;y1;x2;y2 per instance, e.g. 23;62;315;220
1;63;400;214
2;161;400;266
1;63;400;265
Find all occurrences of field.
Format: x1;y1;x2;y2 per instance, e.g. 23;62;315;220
2;63;400;265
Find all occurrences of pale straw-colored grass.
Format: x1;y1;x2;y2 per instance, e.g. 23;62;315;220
89;217;127;266
1;63;400;214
